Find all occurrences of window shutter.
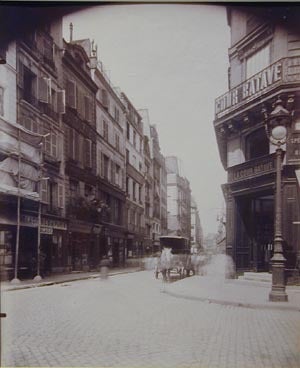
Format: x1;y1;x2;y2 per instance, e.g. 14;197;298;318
52;132;57;158
58;183;64;208
67;80;76;108
18;60;24;88
57;90;66;113
38;77;49;103
40;179;48;203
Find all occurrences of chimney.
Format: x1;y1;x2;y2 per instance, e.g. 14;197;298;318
69;22;73;42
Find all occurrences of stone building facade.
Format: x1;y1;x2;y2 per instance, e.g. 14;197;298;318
214;7;300;274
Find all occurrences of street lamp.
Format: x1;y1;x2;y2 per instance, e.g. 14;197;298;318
264;97;291;302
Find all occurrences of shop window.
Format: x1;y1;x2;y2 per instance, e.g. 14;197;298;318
246;43;270;79
245;127;269;160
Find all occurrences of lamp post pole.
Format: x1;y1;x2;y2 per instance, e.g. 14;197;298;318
269;146;288;301
264;97;291;302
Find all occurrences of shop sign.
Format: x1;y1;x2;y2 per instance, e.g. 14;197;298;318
20;214;67;230
40;226;53;235
215;57;300;120
41;217;67;230
229;157;275;183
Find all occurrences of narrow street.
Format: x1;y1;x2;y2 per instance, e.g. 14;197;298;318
1;271;299;367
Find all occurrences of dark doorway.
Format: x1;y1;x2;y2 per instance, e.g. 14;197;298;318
236;193;274;271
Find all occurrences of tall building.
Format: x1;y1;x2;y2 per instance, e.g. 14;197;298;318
150;125;167;251
214;7;300;274
87;42;127;267
166;156;191;240
122;93;145;258
62;34;98;271
11;19;67;278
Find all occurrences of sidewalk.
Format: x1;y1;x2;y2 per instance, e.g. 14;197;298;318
164;275;300;311
0;266;142;292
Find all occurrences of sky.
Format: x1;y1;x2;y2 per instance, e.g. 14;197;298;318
63;4;231;235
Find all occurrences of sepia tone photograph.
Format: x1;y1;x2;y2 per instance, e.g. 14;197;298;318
0;1;300;367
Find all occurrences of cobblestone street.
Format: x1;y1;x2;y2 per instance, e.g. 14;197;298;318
1;271;300;367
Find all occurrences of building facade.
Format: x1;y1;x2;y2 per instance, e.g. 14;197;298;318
122;93;145;258
89;43;127;267
166;156;191;240
150;125;167;251
214;8;300;273
62;36;98;271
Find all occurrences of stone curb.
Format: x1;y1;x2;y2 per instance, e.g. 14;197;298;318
1;268;142;292
164;290;300;312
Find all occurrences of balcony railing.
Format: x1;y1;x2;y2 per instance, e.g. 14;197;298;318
215;56;300;121
227;153;276;183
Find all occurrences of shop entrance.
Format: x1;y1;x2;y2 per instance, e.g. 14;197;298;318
236;193;274;271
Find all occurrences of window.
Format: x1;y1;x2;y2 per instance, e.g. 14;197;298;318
115;134;120;151
115;164;121;187
66;80;77;108
69;181;79;202
138;185;142;203
245;127;269;160
133;181;136;201
21;116;38;133
114;106;119;122
85;139;92;168
102;154;109;179
246;43;270;79
126;149;129;164
0;87;4;116
126;176;129;194
40;179;48;203
84;95;92;122
103;120;108;141
126;122;130;140
48;181;58;210
133;130;136;148
23;66;37;105
102;89;109;109
44;130;58;158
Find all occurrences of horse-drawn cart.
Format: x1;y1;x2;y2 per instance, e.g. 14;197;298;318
155;236;193;281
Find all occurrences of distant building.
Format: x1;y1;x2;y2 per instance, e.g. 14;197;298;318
166;156;191;240
190;197;203;252
151;125;167;251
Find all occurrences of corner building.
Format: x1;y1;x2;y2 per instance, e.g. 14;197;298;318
214;8;300;274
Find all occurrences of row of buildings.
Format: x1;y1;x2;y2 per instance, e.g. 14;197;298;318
0;18;203;280
214;7;300;276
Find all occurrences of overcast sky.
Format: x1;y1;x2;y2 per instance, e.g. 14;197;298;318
63;4;231;235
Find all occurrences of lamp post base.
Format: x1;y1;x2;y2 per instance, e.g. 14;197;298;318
269;288;288;302
11;278;21;284
33;275;42;282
